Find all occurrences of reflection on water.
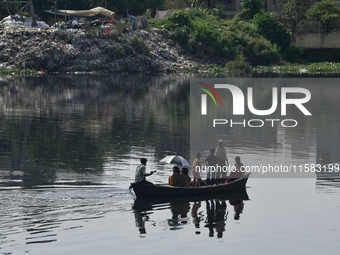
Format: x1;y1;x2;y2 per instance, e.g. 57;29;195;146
2;76;340;185
204;200;227;238
0;75;191;188
132;191;248;238
168;201;190;230
316;162;340;192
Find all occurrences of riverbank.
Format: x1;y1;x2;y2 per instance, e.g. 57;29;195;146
2;24;340;77
0;24;207;74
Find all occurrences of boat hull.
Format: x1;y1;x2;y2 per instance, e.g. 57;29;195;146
131;174;250;199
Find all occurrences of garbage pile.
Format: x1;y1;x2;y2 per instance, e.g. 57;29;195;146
0;15;203;73
1;15;50;29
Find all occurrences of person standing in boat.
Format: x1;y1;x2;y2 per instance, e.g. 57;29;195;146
192;153;202;186
215;140;229;183
204;148;218;185
135;158;156;183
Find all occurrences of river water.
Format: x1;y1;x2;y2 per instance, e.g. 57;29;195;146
0;75;340;255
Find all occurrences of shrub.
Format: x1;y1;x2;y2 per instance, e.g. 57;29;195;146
235;0;264;21
192;21;218;45
131;37;150;54
253;12;292;51
232;21;259;36
172;25;191;45
225;54;253;75
244;38;281;65
167;10;192;28
283;43;304;62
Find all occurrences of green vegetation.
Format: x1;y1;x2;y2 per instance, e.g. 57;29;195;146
131;37;150;54
253;12;292;51
306;0;340;25
225;54;253;76
235;0;264;21
281;0;316;20
255;62;340;76
0;68;37;76
151;8;286;74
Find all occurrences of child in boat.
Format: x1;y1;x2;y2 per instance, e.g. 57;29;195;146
178;167;191;187
225;156;244;183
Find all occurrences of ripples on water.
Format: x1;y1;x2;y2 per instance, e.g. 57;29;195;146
1;75;340;254
0;188;124;248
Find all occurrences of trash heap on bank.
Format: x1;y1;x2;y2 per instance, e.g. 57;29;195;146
0;7;202;73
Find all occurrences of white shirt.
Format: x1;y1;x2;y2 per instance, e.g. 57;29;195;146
135;164;146;182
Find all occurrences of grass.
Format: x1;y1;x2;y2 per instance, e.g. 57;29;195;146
199;64;225;77
0;69;38;76
197;62;340;77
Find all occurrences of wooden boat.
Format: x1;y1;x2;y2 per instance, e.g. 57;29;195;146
131;173;250;199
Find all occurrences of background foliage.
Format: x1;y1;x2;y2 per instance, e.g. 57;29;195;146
306;0;340;24
281;0;316;20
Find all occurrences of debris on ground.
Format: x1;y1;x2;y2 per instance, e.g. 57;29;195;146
0;15;205;74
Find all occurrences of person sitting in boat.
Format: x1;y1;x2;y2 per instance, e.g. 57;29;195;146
177;167;191;187
169;166;181;186
192;153;202;186
135;158;156;184
225;156;244;183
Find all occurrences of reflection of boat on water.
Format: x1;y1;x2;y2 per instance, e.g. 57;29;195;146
132;190;249;237
131;173;250;199
316;163;340;191
316;163;340;181
316;163;340;179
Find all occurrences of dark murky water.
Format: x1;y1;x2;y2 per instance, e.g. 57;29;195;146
0;75;339;255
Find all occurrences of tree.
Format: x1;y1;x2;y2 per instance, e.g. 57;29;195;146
56;0;93;10
281;0;316;20
236;0;264;21
30;0;56;14
107;0;165;16
306;0;340;24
